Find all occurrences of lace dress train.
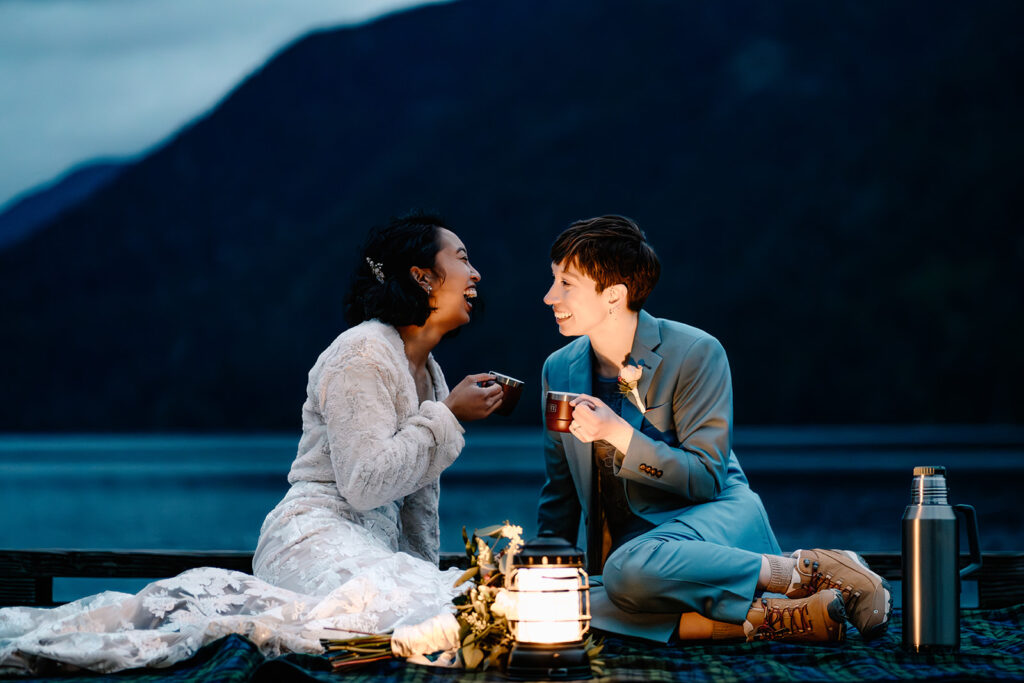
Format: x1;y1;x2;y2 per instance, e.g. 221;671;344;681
0;481;464;675
0;511;463;676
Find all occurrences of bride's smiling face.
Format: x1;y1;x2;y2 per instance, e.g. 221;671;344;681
423;228;480;330
543;260;610;337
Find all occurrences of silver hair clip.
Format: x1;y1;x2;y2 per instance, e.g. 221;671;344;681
365;257;385;284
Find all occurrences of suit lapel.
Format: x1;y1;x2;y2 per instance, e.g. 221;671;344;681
622;311;663;430
568;340;593;396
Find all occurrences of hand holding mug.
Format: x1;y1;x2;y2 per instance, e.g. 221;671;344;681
445;373;503;421
566;394;634;451
487;371;524;416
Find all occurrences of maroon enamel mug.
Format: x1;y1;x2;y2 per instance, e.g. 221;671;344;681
488;371;525;416
545;391;580;432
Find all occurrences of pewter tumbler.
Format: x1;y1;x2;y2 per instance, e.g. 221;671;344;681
901;466;981;653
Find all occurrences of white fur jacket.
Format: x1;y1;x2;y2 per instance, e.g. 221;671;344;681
286;320;465;563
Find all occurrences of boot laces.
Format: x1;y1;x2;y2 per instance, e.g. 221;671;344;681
805;560;862;602
752;598;813;641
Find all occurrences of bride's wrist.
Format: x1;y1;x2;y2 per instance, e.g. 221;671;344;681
440;396;459;419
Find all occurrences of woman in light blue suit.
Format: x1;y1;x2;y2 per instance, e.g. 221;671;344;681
536;215;891;643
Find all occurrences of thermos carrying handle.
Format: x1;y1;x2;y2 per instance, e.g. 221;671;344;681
954;503;982;578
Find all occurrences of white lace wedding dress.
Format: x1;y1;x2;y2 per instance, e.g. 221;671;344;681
0;321;468;675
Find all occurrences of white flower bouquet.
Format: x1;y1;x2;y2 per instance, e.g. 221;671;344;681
321;522;603;674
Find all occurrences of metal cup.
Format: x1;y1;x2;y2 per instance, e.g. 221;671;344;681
545;391;580;432
488;371;525;416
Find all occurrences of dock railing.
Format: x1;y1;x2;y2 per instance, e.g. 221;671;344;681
2;548;1022;609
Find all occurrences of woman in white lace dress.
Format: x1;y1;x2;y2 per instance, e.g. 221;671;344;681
0;213;503;675
252;211;502;617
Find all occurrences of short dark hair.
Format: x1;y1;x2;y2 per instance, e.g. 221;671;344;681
344;211;449;327
550;215;660;311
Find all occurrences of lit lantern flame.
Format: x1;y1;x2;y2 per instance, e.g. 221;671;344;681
513;566;585;643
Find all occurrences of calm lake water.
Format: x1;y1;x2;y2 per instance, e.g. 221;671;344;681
2;426;1021;601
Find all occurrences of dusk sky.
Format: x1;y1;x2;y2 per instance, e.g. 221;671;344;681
0;0;444;209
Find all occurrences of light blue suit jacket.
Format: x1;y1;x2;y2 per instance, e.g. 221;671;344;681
537;310;753;547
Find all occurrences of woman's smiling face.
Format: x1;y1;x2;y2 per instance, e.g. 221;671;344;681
426;228;480;330
542;260;610;337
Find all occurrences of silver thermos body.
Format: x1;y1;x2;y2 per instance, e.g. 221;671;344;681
901;466;981;653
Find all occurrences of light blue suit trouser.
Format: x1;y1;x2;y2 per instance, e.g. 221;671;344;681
589;483;782;642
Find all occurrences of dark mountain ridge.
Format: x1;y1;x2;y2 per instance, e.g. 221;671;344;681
0;159;127;249
1;0;1021;430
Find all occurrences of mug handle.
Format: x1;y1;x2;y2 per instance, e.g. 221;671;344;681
954;503;982;579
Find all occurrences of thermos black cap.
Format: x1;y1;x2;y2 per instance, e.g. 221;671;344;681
913;465;947;476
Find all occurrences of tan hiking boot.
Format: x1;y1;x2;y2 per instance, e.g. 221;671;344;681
744;589;846;642
788;549;893;640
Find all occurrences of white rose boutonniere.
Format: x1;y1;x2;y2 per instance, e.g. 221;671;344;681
617;362;647;413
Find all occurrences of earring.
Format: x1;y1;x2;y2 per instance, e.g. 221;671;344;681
426;284;433;294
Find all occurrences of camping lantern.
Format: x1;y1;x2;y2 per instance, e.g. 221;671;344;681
506;536;591;680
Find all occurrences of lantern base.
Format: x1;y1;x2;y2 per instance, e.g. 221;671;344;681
506;640;591;680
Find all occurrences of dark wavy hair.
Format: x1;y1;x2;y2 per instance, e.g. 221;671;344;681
344;211;449;327
550;215;661;312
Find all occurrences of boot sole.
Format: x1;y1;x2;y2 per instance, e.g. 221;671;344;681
843;550;893;641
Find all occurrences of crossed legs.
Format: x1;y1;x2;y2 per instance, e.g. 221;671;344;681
601;521;890;641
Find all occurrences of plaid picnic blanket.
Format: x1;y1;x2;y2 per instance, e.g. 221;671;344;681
9;605;1024;682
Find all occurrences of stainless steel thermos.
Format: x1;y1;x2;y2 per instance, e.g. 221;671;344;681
901;466;982;653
